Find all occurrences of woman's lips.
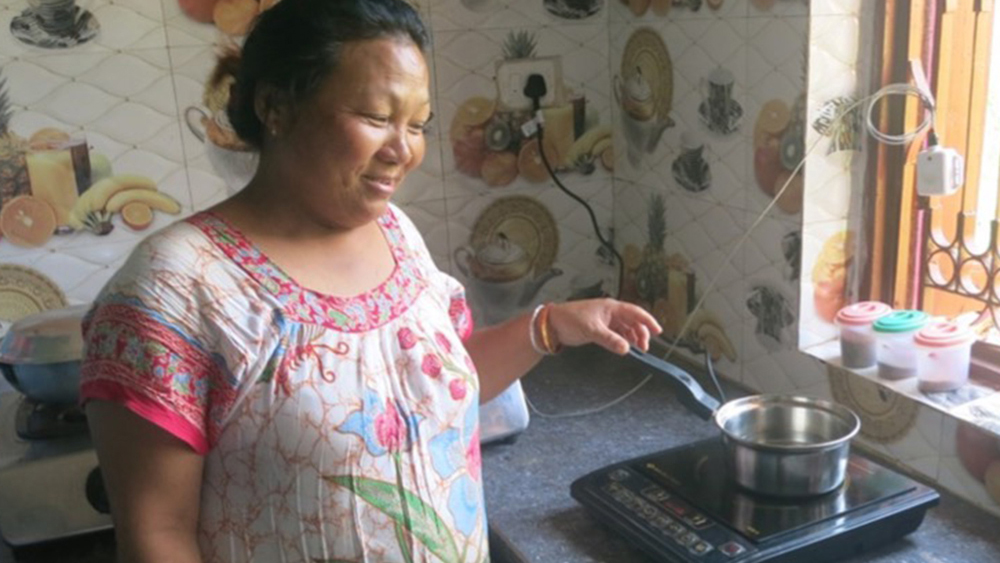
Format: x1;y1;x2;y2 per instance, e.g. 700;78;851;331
363;175;398;196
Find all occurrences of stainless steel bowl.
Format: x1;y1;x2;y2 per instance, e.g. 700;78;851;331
0;305;88;404
713;395;861;497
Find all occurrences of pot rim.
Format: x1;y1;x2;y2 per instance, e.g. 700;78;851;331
713;394;861;452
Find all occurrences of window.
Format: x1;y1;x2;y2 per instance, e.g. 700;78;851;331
868;0;1000;338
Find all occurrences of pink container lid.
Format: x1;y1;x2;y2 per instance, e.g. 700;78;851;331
914;321;977;348
835;301;892;326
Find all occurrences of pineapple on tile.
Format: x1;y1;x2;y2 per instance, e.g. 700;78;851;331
502;30;538;60
0;73;30;211
635;193;670;306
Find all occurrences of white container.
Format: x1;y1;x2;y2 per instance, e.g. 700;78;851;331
835;301;892;368
915;321;976;392
873;310;930;380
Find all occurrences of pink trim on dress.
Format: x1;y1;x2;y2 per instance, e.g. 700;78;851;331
81;380;210;454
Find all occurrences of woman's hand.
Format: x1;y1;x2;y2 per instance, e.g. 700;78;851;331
546;298;663;355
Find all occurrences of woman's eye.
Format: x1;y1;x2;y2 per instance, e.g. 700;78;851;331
366;114;390;126
409;122;432;135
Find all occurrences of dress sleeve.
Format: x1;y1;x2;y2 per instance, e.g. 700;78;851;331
388;204;474;341
79;226;238;455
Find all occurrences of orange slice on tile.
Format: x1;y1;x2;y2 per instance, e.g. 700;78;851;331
517;139;549;183
0;195;57;248
214;0;258;36
455;97;496;128
121;202;154;231
758;99;791;135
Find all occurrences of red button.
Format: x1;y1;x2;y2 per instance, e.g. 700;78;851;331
720;541;745;557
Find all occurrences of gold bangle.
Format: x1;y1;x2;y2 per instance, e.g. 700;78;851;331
528;304;548;355
538;303;561;355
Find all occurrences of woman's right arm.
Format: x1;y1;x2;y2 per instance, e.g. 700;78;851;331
86;400;205;563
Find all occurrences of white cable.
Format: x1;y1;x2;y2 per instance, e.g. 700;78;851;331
864;83;936;145
526;374;653;418
527;83;927;419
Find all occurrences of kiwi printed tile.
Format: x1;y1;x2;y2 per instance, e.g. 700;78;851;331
434;24;612;198
0;46;189;304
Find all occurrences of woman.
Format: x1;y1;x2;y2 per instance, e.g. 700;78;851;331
81;0;662;561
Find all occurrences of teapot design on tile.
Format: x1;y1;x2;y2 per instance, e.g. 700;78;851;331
454;233;562;324
614;67;674;167
184;106;259;195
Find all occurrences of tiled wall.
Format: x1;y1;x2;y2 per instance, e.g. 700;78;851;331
1;0;998;518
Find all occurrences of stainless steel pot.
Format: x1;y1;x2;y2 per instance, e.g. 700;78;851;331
628;347;860;497
0;305;88;405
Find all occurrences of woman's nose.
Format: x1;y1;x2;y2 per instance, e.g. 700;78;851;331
380;128;413;164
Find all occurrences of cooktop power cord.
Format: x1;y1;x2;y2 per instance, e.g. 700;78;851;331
524;76;933;420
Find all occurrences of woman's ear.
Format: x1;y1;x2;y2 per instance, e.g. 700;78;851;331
254;84;288;138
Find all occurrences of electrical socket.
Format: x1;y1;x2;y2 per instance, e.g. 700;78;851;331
495;57;562;111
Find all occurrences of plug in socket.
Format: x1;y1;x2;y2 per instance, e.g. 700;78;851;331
495;57;563;111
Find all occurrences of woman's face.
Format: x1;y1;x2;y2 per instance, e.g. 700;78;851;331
268;37;431;229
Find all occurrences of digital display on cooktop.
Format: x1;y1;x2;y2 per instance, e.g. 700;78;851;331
635;439;917;542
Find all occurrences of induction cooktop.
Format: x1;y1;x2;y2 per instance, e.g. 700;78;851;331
571;437;939;562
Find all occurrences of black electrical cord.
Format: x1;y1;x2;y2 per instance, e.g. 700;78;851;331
534;121;626;300
523;74;624;299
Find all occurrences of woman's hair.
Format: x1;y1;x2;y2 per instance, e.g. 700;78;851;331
227;0;429;149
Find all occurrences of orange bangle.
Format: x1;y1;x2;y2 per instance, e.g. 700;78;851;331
538;303;561;355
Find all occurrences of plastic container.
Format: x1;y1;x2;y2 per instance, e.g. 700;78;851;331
873;310;930;381
835;301;892;368
915;321;976;392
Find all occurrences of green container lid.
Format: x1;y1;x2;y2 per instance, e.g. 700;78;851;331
872;310;930;333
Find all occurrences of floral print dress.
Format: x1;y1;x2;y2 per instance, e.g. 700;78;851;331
79;204;488;563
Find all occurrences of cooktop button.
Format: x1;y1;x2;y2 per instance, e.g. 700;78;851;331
665;500;688;516
720;541;746;557
687;512;709;528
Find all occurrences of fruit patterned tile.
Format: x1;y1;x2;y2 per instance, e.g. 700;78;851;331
446;183;615;328
0;46;189;313
827;364;944;484
607;21;667;184
640;195;745;376
744;15;808;220
651;17;748;211
799;218;853;349
429;0;607;33
163;0;227;47
0;0;168;57
169;45;234;203
434;25;613;199
938;417;1000;518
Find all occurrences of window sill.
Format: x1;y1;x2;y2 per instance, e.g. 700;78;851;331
803;340;1000;438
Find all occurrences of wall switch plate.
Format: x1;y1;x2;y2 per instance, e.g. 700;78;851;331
495;57;563;111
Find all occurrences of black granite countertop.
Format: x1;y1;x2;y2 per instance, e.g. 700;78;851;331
5;346;1000;562
482;345;1000;563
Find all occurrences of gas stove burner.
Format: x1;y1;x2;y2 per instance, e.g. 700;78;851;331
15;397;88;440
571;437;939;562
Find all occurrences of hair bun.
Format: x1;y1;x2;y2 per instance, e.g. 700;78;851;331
204;42;243;115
